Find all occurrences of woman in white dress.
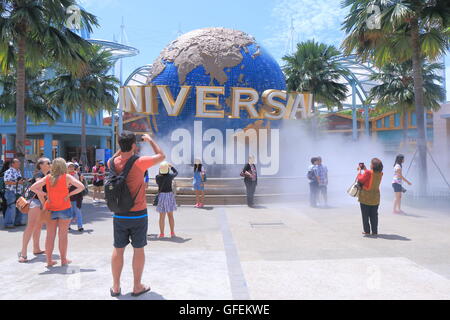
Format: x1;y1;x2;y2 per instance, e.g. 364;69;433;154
392;154;412;214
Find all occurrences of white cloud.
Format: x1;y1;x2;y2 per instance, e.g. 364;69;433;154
263;0;348;63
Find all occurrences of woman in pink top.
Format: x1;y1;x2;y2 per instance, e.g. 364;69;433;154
30;158;85;267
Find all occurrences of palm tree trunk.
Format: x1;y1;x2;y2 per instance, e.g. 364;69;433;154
410;17;427;195
15;35;27;172
402;107;408;145
311;94;317;139
80;105;88;168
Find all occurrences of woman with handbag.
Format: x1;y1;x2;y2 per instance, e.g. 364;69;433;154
357;158;384;236
30;158;85;267
18;158;51;263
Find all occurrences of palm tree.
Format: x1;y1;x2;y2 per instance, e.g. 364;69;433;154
0;0;98;167
368;60;445;143
342;0;450;193
0;69;60;123
282;40;350;137
46;45;119;166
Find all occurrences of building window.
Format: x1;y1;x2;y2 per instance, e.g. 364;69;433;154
394;114;401;127
376;119;382;128
411;112;417;126
384;116;390;128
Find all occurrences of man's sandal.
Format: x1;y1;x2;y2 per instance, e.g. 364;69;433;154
131;286;151;297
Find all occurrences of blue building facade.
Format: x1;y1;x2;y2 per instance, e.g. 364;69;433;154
0;111;110;162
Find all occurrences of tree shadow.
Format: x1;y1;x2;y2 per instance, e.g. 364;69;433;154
38;265;97;275
366;234;411;241
147;234;192;243
116;290;165;300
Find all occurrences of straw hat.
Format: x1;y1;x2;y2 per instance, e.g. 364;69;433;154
159;161;169;174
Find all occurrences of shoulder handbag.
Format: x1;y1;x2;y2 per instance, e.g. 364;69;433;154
153;193;159;206
347;177;361;198
15;183;34;214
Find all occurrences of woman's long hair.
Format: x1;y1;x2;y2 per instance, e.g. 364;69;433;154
194;164;202;172
50;158;67;187
394;154;404;168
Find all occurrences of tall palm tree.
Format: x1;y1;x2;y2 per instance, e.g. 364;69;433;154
0;69;60;122
342;0;450;193
368;60;445;143
0;0;98;167
46;45;119;166
282;40;350;137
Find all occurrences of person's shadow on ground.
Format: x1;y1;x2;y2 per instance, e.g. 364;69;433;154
198;206;214;211
249;205;267;209
68;229;94;235
26;254;60;264
147;234;192;243
116;290;165;300
38;265;96;275
364;234;411;241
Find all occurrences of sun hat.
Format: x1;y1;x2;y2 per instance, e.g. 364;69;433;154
159;161;169;174
66;162;74;167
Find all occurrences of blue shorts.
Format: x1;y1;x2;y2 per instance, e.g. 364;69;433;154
392;183;403;193
113;209;148;248
51;208;72;220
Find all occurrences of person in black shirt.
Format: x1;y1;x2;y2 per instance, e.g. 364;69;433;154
241;155;258;207
155;162;178;238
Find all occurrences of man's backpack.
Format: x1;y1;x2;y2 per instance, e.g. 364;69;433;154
104;155;141;213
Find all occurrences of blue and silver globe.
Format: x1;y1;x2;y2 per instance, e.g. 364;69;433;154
145;27;286;176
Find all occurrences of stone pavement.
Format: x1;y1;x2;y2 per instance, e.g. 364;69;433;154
0;196;450;300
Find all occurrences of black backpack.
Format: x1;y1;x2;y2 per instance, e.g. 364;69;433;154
104;155;141;213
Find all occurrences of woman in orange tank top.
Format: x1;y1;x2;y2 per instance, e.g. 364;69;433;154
30;158;85;267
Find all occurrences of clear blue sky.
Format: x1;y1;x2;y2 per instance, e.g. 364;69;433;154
80;0;449;101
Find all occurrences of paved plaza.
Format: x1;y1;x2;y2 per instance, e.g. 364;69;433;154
1;195;450;300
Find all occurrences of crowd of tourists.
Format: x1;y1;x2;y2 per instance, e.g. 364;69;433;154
307;153;412;236
0;129;414;297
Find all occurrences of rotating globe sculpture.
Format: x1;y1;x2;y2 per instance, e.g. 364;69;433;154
137;27;287;176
